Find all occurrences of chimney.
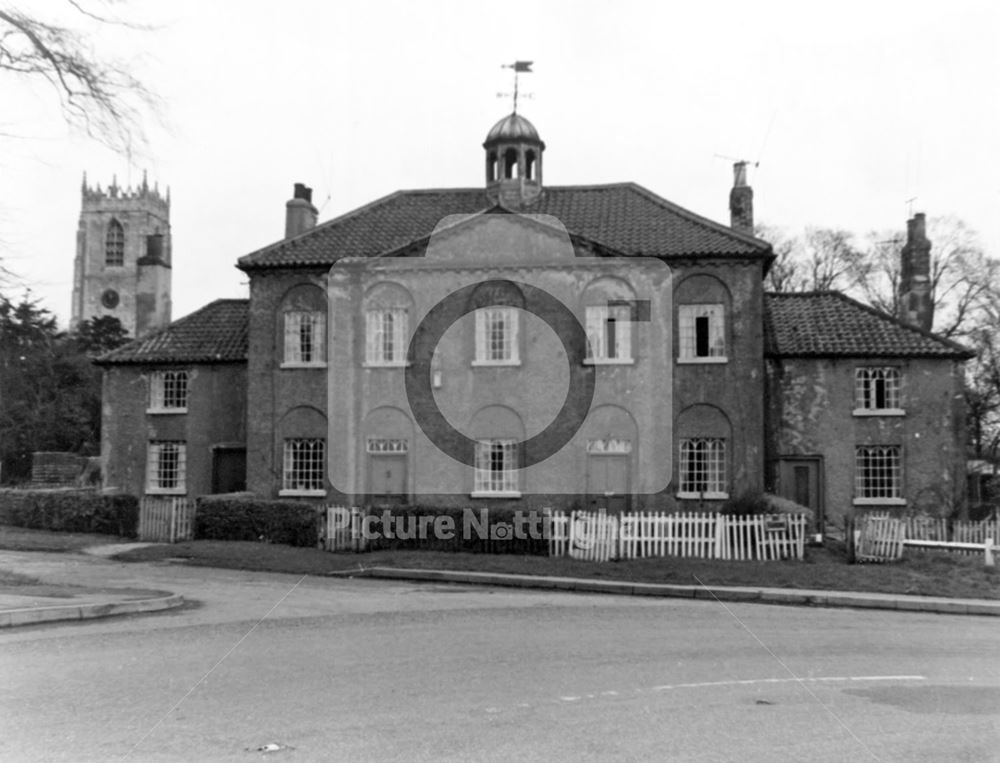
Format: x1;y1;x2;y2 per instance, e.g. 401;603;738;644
285;183;318;238
145;233;164;262
729;161;754;234
898;212;934;331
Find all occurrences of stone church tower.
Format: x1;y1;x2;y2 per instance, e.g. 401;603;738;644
71;173;172;338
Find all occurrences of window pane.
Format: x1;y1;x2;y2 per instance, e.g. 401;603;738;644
283;439;325;491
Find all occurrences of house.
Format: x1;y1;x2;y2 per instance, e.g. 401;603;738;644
97;299;248;497
96;112;972;532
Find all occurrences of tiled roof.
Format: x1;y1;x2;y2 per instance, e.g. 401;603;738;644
237;183;770;270
96;299;249;365
764;292;973;359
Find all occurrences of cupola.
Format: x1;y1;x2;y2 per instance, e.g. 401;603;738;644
483;112;545;208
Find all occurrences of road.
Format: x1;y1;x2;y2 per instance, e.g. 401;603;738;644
1;551;998;762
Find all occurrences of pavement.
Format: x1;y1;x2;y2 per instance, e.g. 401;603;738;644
1;543;998;628
0;543;183;627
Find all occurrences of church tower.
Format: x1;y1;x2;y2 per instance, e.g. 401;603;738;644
71;173;172;339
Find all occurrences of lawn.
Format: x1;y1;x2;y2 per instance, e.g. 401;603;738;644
110;536;1000;600
0;525;127;553
2;524;997;600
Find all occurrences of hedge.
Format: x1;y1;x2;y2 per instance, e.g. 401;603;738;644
356;505;551;555
0;489;139;537
195;495;322;547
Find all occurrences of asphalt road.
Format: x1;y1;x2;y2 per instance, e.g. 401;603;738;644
1;552;998;762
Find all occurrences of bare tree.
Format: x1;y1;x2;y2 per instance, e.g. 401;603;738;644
0;2;159;154
756;223;801;292
756;224;866;293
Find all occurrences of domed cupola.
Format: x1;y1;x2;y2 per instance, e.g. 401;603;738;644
483;112;545;208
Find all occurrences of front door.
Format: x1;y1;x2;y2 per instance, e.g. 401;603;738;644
368;454;407;505
777;457;824;532
586;454;630;513
211;447;246;494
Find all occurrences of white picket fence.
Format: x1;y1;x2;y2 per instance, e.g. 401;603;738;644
324;505;367;551
549;510;807;562
855;513;999;565
138;496;195;543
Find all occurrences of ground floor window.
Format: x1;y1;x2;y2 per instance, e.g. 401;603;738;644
282;438;326;495
146;441;187;494
855;445;901;500
678;438;727;498
473;439;519;496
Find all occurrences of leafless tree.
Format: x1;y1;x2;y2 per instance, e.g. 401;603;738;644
0;2;159;154
757;224;866;293
757;223;800;292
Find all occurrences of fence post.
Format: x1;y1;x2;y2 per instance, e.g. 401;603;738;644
169;498;177;544
986;538;995;567
713;514;724;560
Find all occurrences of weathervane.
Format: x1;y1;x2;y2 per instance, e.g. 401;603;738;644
497;61;534;114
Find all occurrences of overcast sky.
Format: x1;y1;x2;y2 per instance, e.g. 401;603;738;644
2;0;998;330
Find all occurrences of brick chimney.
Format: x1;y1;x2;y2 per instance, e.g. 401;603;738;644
898;212;934;332
285;183;318;238
729;161;753;234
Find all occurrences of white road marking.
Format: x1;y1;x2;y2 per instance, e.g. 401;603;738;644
648;675;926;692
495;675;926;715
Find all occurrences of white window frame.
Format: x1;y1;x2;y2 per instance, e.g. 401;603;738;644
472;308;520;366
678;304;727;364
365;308;409;367
677;437;728;499
853;367;904;416
282;311;326;367
366;438;409;453
280;438;327;496
146;441;187;495
147;370;189;413
472;439;520;497
585;304;634;364
853;445;904;505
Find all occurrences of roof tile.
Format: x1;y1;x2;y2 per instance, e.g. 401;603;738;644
97;299;248;365
764;292;972;358
238;183;770;269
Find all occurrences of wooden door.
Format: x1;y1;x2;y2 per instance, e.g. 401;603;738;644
586;454;630;513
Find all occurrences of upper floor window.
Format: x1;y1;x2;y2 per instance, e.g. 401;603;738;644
283;311;326;366
854;367;902;414
148;370;188;413
473;439;519;496
854;445;902;502
585;304;633;363
366;308;408;366
678;304;726;363
678;437;727;498
281;438;326;495
106;219;124;266
146;441;186;494
473;307;519;366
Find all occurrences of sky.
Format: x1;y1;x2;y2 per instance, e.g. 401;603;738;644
1;0;998;330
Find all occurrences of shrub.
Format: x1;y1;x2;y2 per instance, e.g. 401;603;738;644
357;505;551;555
0;489;139;537
195;495;322;547
719;491;770;516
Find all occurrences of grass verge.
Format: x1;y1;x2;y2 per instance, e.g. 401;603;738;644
109;538;1000;600
0;525;127;553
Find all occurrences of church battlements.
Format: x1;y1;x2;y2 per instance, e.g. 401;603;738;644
81;171;170;214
